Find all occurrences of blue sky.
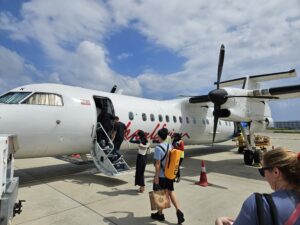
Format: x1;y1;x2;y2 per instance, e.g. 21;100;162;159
0;0;300;121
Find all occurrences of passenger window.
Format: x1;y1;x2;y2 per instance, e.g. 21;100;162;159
179;116;182;123
158;114;163;122
166;115;170;123
219;120;221;125
202;119;206;125
193;118;196;124
129;112;134;120
206;119;209;125
186;117;189;124
173;116;177;123
150;113;155;122
142;113;147;121
23;93;63;106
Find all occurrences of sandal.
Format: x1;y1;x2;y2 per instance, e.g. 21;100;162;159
137;186;145;193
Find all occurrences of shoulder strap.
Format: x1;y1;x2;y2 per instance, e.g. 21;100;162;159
157;144;169;169
255;193;265;225
157;144;169;161
263;194;279;225
284;203;300;225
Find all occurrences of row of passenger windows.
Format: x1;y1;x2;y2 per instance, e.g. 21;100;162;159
0;92;63;106
128;112;232;126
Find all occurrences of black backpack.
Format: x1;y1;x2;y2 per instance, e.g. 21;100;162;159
255;193;279;225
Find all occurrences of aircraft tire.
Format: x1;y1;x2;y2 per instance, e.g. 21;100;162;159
253;149;262;164
238;147;244;154
244;149;253;165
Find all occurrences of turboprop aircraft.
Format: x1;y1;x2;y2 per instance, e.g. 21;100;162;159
0;45;300;175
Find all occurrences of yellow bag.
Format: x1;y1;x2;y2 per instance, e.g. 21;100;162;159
164;148;181;180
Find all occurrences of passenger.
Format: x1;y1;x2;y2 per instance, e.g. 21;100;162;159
97;105;114;147
172;133;184;183
215;147;300;225
129;130;150;193
151;128;185;224
111;116;126;161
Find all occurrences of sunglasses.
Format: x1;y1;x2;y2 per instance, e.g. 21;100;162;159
258;167;273;177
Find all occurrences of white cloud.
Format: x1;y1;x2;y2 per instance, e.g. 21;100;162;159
0;0;300;120
0;46;34;91
58;41;141;96
1;0;112;60
117;52;133;60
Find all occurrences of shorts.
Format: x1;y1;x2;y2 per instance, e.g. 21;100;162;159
158;177;174;191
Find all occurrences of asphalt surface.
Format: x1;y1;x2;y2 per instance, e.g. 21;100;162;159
11;132;300;225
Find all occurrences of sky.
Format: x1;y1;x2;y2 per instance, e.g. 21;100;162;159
0;0;299;121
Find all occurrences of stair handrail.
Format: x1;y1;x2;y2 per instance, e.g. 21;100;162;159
96;122;115;157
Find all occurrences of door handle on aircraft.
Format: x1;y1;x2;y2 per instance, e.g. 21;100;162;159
56;120;61;125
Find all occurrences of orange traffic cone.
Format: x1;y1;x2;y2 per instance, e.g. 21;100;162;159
195;160;209;187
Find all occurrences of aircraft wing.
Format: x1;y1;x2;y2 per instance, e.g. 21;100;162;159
218;69;296;88
257;84;300;100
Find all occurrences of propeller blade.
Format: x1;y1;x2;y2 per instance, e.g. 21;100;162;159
212;105;219;144
212;44;225;144
217;44;225;89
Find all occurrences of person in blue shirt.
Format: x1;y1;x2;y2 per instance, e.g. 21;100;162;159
215;147;300;225
151;128;185;224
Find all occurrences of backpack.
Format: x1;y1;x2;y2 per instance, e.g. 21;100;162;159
255;193;300;225
158;144;181;180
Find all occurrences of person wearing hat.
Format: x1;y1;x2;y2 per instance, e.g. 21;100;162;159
151;128;185;224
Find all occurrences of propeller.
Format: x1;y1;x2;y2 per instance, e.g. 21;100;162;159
209;44;226;144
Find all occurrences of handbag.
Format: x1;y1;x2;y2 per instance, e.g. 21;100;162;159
149;189;171;210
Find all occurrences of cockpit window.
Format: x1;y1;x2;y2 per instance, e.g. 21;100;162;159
0;92;31;104
23;93;63;106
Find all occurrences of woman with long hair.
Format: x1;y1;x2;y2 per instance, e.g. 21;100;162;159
129;130;150;193
215;147;300;225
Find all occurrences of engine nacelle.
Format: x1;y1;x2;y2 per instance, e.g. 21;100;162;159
218;88;273;125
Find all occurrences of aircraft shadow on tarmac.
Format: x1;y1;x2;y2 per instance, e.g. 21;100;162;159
144;144;264;185
15;163;127;188
15;143;264;188
104;211;173;225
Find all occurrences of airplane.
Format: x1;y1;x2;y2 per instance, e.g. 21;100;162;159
0;45;300;176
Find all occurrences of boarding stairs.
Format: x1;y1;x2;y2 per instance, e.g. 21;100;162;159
90;123;130;176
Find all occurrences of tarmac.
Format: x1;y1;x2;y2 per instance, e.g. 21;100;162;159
11;132;300;225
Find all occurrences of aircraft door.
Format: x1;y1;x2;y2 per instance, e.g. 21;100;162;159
93;97;115;145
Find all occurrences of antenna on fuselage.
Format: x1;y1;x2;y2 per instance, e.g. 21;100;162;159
110;85;117;93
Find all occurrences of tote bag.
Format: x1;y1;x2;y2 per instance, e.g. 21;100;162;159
149;189;171;210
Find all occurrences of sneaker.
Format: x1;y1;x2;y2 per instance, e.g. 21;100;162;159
151;212;165;221
176;209;185;224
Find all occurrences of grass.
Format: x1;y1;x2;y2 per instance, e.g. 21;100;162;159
267;128;300;134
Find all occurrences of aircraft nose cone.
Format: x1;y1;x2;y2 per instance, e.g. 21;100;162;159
208;89;228;105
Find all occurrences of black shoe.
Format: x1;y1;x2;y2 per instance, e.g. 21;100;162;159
151;212;165;221
176;209;185;224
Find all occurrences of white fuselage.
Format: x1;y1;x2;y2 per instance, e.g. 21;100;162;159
0;83;235;158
